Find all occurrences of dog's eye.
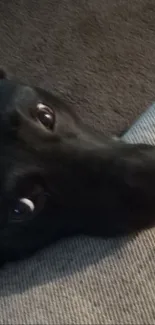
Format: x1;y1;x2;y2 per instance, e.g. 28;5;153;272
36;103;55;130
12;198;35;223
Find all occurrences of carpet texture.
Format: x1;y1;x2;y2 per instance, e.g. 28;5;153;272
0;0;155;324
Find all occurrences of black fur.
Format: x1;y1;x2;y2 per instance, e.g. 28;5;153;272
0;70;155;264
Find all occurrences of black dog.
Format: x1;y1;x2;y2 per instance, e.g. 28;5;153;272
0;70;155;265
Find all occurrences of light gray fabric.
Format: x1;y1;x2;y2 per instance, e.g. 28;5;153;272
0;106;155;324
123;102;155;145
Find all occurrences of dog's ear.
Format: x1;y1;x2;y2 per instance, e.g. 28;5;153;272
0;68;7;79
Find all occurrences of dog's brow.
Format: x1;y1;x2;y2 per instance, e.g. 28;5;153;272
15;86;38;106
0;81;17;111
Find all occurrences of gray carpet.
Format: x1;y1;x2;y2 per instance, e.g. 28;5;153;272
0;0;155;324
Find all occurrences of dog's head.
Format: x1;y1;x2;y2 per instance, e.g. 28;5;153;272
0;69;119;262
0;69;153;263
